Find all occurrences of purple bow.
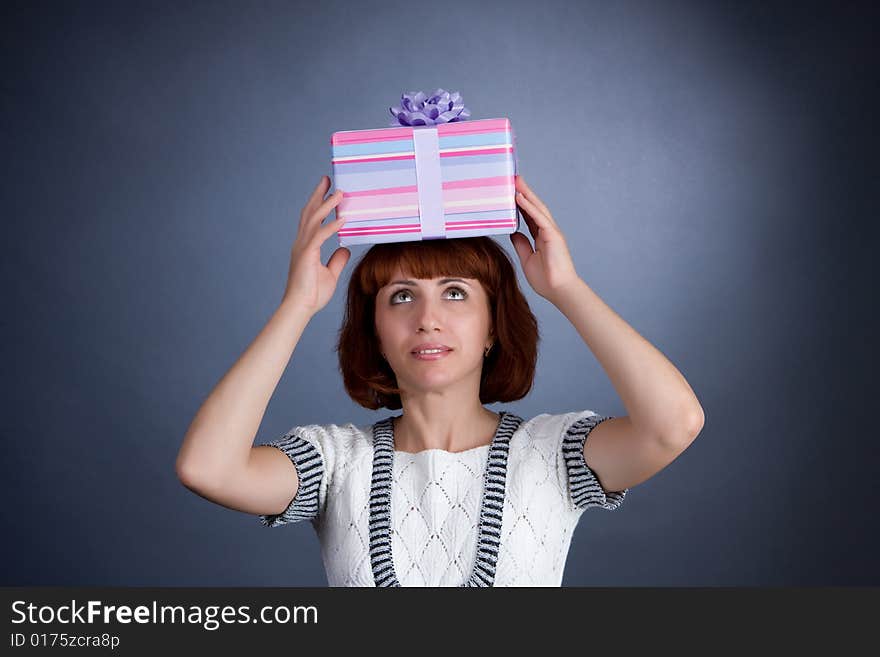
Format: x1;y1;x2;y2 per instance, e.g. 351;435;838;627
389;89;471;127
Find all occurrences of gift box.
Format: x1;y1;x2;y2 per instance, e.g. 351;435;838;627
329;90;519;247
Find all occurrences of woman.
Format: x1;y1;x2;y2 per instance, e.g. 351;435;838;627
175;174;705;586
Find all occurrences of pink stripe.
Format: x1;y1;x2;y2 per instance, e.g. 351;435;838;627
343;200;514;220
340;223;420;233
445;200;515;214
343;191;418;212
344;185;416;197
339;218;516;237
444;184;513;203
437;118;510;136
331;127;414;146
334;153;413;165
331;118;510;146
342;206;418;220
342;176;513;199
440;146;512;158
444;175;512;189
342;182;511;211
447;218;516;226
447;220;516;231
340;223;515;238
343;203;515;220
333;145;512;165
339;227;421;236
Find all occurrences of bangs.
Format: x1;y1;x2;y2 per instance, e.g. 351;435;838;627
356;239;500;297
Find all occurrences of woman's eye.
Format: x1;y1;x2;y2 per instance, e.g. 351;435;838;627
391;287;467;304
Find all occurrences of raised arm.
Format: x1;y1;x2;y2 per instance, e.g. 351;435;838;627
175;176;349;517
509;175;704;494
548;278;704;493
175;300;314;516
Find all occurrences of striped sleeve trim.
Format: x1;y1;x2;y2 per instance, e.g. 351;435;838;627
258;430;324;527
562;414;627;511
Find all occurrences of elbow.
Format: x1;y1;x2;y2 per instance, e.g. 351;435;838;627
175;454;205;491
660;404;705;449
175;434;213;490
683;404;705;438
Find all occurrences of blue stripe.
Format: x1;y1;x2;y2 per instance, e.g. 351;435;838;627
562;415;628;511
367;411;524;586
257;431;324;528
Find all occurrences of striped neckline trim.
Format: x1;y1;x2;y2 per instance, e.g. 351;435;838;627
368;410;524;587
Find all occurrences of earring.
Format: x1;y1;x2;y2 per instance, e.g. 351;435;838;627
484;343;493;358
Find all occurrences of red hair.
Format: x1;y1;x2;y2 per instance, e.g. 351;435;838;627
336;236;540;410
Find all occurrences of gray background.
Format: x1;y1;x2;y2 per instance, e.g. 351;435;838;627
3;0;875;586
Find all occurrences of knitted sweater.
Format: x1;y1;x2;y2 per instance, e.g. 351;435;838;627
257;409;628;586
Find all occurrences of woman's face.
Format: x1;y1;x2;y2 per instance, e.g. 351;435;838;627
374;269;494;394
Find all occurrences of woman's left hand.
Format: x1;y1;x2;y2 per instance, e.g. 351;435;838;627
509;175;582;300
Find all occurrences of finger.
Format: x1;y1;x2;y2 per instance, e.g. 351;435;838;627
516;176;557;228
515;176;552;218
304;176;332;216
516;191;554;235
300;190;343;243
314;205;347;244
509;231;534;267
326;246;351;281
516;203;540;242
516;194;551;242
311;188;345;226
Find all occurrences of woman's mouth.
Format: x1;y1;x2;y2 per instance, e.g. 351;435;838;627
412;349;452;361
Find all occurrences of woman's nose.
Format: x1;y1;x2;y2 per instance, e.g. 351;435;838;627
414;298;443;331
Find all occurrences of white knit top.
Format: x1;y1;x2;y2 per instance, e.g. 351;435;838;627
257;409;628;586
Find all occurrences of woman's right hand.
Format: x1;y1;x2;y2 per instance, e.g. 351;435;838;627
281;176;350;315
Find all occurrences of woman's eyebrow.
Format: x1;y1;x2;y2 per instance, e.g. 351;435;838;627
387;278;472;287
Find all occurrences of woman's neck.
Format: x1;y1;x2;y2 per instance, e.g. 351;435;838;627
392;408;501;454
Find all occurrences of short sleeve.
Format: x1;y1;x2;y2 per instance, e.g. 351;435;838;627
561;412;628;512
256;427;324;528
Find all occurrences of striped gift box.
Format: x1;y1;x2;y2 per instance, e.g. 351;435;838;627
329;117;519;247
